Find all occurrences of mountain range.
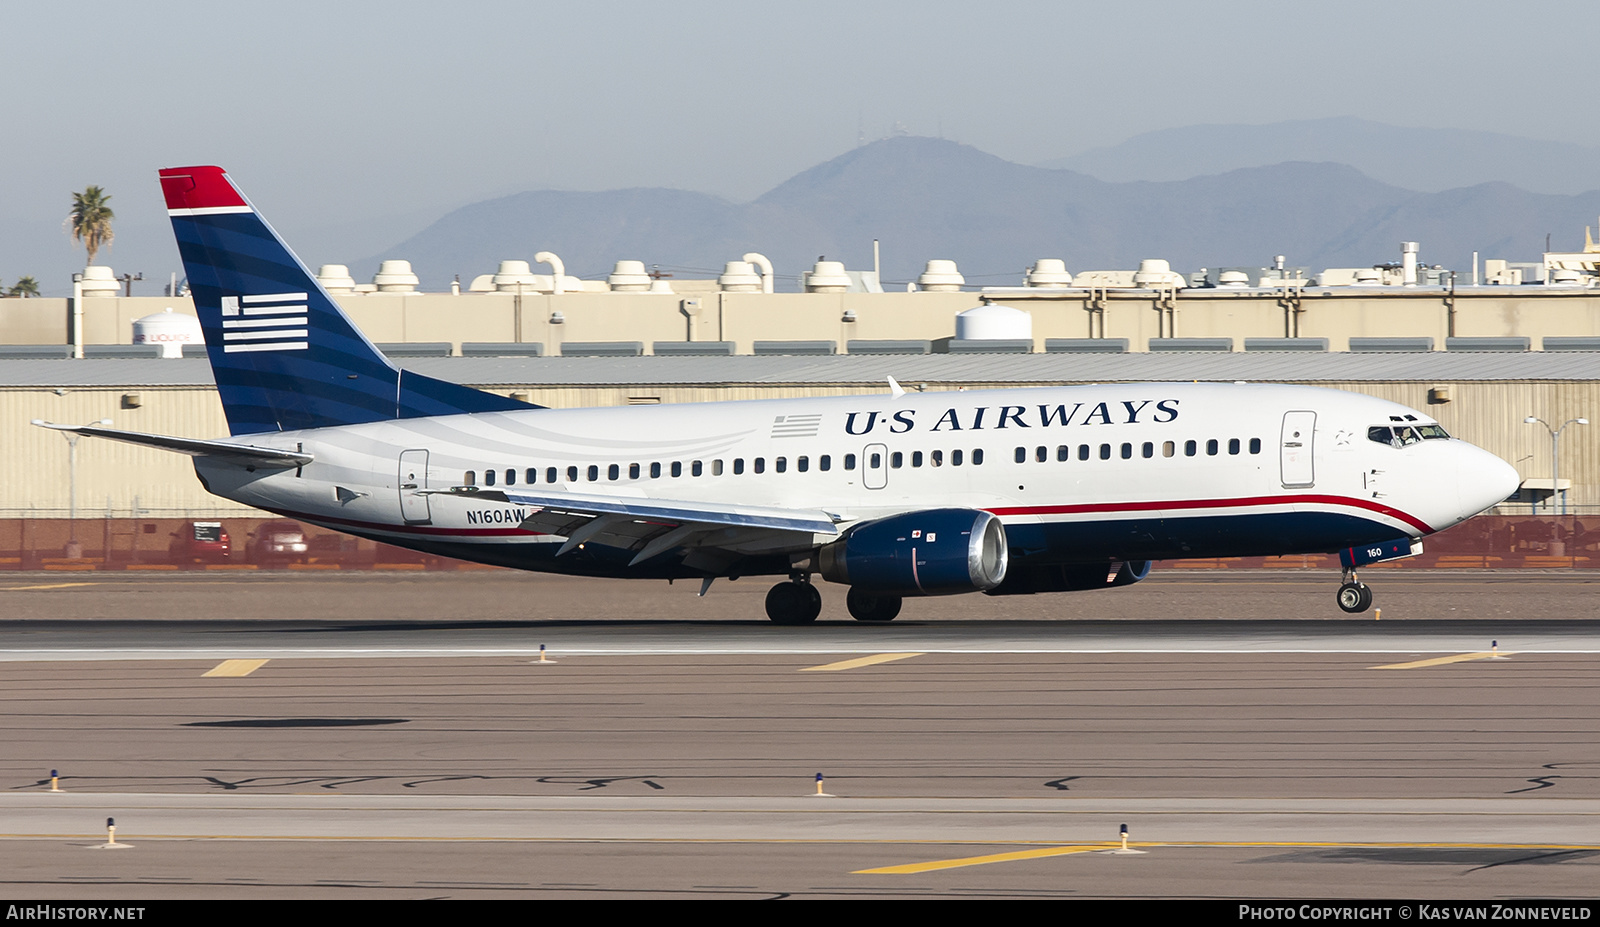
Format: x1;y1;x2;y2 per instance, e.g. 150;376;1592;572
359;136;1600;291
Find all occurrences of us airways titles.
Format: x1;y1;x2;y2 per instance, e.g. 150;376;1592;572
843;398;1181;436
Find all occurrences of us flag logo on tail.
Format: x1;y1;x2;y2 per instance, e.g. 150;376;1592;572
221;292;308;353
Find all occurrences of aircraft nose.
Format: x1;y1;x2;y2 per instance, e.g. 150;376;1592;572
1457;443;1521;517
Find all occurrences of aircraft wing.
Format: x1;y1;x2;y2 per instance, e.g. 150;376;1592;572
437;487;841;565
30;422;312;469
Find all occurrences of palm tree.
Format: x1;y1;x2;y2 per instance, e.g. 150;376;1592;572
8;275;40;298
68;186;114;266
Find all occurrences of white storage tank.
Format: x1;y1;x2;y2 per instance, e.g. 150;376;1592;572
955;303;1032;340
132;307;203;358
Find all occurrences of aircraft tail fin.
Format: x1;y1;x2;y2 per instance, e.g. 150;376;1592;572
160;165;538;435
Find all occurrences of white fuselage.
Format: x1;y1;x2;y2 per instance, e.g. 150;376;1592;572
194;381;1518;578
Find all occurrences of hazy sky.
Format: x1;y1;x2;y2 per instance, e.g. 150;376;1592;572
4;0;1597;292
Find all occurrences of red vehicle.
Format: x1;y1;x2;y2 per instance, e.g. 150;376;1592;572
248;519;309;566
169;521;231;563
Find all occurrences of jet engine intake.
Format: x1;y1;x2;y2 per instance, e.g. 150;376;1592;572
819;508;1008;595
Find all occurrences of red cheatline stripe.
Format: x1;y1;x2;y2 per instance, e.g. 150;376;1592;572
987;494;1433;534
270;493;1430;543
159;165;248;211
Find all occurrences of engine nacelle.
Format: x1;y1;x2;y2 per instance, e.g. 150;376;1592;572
819;508;1008;595
986;559;1152;596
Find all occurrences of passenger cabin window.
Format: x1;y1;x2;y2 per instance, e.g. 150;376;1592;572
1207;439;1219;456
692;460;703;477
463;471;476;486
931;450;943;467
608;464;620;480
587;465;599;481
1015;447;1027;464
753;457;765;474
820;455;832;471
972;449;984;465
889;452;902;468
733;458;745;475
546;467;557;483
485;469;496;486
845;453;857;470
1185;440;1197;457
567;466;579;482
650;462;661;478
526;468;538;484
671;461;682;477
1163;441;1175;457
1249;438;1261;455
628;463;640;479
912;451;923;467
951;449;963;466
797;456;808;472
1078;444;1089;461
1228;438;1241;455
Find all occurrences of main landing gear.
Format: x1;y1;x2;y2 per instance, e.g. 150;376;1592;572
763;578;907;624
846;587;902;623
765;576;822;625
1336;568;1374;613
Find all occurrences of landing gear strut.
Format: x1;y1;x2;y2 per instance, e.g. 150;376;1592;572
846;587;902;622
765;576;822;625
1336;568;1373;613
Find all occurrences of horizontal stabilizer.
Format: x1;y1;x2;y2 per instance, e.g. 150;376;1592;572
31;421;312;468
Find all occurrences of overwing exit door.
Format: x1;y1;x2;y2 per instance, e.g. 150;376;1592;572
863;443;888;490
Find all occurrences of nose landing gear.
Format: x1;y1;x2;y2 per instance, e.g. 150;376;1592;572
1336;568;1373;613
765;575;822;625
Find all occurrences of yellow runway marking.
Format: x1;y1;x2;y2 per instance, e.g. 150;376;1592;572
857;839;1600;875
0;582;98;591
203;659;269;678
1371;651;1515;670
857;845;1107;873
800;653;924;672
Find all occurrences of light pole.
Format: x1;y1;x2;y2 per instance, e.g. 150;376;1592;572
1524;416;1588;514
31;418;111;557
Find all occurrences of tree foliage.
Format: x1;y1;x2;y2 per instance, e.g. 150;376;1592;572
68;186;115;266
7;275;40;297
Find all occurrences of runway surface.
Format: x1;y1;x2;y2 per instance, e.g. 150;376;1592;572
1;570;1597;898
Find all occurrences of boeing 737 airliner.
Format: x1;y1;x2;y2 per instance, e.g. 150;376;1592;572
35;166;1520;623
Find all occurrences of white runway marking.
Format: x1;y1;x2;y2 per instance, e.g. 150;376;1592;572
2;622;1599;662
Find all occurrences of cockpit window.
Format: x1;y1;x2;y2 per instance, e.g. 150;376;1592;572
1369;424;1450;447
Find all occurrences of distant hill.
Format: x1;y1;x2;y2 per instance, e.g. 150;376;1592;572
361;136;1600;290
1038;117;1600;195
